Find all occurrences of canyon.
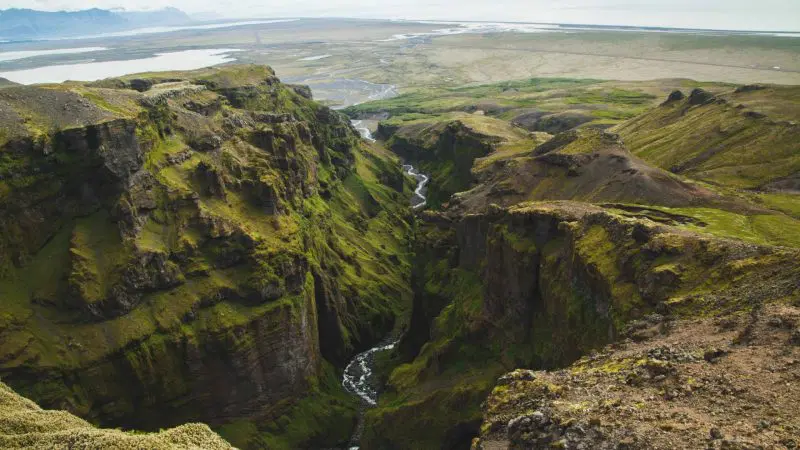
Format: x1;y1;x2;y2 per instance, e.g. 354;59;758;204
0;63;798;450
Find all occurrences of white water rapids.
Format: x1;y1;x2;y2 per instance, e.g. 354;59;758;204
351;120;429;210
351;120;375;142
342;120;429;406
342;340;398;406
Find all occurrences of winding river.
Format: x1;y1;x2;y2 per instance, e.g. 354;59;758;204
402;165;429;210
342;121;429;449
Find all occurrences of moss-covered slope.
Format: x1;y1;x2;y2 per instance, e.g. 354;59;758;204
364;202;800;449
0;65;413;449
0;381;231;449
616;86;800;190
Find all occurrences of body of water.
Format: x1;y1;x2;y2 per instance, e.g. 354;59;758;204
0;48;241;85
351;120;375;142
297;54;333;61
342;122;429;448
403;165;430;210
0;47;107;62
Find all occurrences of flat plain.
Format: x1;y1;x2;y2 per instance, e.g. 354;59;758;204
1;19;798;106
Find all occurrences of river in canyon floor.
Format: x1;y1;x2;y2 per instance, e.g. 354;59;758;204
342;121;429;449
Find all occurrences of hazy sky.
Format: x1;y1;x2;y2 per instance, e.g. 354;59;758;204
9;0;800;32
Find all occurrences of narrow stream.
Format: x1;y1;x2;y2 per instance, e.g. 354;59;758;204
351;120;376;142
342;339;399;407
342;121;429;449
402;165;429;210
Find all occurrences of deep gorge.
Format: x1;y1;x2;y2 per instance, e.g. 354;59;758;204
1;65;799;450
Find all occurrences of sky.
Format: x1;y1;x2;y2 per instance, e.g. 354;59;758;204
7;0;800;32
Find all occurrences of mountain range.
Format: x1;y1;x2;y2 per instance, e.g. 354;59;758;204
0;8;192;41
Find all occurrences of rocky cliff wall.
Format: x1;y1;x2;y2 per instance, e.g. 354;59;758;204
364;200;799;449
0;65;413;449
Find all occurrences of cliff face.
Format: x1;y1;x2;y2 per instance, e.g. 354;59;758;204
0;65;413;449
378;117;505;208
364;201;799;449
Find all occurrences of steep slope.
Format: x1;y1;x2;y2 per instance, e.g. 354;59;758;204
0;65;413;449
0;381;230;449
364;202;800;449
454;128;744;213
616;86;800;190
377;113;546;208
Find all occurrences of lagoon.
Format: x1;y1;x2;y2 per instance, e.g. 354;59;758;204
0;48;241;85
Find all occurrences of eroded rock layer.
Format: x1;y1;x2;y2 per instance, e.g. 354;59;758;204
0;65;414;449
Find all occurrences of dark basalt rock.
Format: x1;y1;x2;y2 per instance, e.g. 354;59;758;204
688;88;717;106
0;66;409;449
532;130;581;156
744;110;767;119
735;84;766;93
193;161;227;199
662;90;685;105
129;78;154;92
288;84;314;99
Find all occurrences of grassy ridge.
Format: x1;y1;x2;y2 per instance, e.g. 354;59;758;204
345;77;667;132
617;86;800;189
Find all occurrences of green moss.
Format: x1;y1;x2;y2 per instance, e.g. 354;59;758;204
254;363;358;450
565;88;656;106
362;377;493;450
0;382;232;450
750;214;800;248
75;88;142;118
66;212;129;307
650;206;800;248
617;91;800;189
0;64;419;450
145;136;187;169
577;225;644;327
756;192;800;219
217;420;259;449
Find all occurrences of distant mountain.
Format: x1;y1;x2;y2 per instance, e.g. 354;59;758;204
0;7;192;41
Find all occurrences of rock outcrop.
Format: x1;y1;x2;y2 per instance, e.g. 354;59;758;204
511;111;594;134
379;118;502;207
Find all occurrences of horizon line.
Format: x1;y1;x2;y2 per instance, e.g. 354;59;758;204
0;8;799;35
